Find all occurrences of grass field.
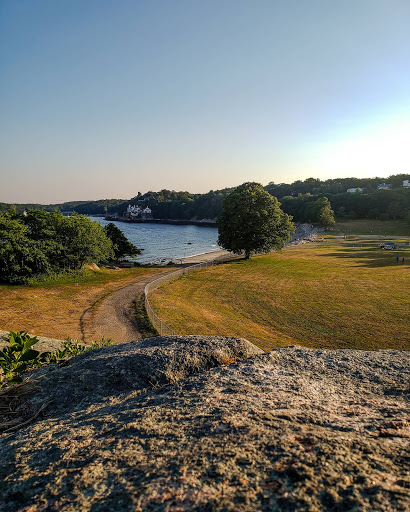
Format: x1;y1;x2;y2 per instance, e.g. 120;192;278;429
150;240;410;351
0;267;165;340
332;218;410;236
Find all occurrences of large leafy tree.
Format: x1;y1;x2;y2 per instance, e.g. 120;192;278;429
104;223;142;259
23;210;114;269
217;182;294;259
49;212;114;269
305;197;335;226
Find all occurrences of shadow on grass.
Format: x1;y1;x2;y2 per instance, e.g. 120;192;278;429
318;249;409;268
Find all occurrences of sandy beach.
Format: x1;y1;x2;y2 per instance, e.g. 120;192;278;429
177;249;234;264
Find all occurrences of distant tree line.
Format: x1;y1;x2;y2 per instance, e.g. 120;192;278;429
120;176;409;224
1;174;409;224
264;174;409;197
280;189;410;223
117;189;231;221
0;211;140;284
0;199;125;215
266;174;410;224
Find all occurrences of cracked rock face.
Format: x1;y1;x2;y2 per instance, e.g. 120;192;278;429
0;337;409;511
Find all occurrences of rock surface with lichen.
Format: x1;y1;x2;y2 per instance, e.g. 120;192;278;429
0;336;409;511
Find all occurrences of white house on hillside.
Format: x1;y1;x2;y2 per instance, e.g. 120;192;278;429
377;183;392;190
403;180;410;188
126;204;153;219
347;188;364;193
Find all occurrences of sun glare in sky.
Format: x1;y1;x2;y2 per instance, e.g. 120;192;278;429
301;115;410;180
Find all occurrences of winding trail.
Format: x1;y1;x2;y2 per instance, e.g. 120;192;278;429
80;250;233;344
80;270;176;344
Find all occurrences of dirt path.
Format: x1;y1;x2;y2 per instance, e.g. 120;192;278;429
81;251;235;344
80;271;174;344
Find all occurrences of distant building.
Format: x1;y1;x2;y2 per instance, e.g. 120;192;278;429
347;188;364;193
142;207;153;219
126;204;153;220
403;180;410;188
127;204;142;218
377;183;392;190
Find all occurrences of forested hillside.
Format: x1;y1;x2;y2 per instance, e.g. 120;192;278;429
0;199;125;215
120;174;410;223
1;174;409;223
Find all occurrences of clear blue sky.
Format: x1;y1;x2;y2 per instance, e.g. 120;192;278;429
1;0;409;203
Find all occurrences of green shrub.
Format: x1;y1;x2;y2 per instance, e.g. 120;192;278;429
0;331;41;385
0;331;114;386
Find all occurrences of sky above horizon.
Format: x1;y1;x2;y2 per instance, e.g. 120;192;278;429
1;0;409;204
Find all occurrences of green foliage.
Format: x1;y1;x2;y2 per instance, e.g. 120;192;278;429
122;188;231;220
0;332;41;385
305;197;335;226
1;173;409;223
276;182;410;223
0;210;115;284
217;182;294;259
265;173;410;197
26;268;88;286
43;211;114;269
0;212;51;283
104;223;142;259
118;175;409;224
0;331;114;387
62;336;114;354
0;199;125;215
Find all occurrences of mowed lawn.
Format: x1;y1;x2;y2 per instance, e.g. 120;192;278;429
333;218;410;236
0;267;165;340
150;241;410;351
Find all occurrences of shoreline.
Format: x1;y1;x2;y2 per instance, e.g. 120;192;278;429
140;223;322;265
105;216;217;228
141;248;233;265
177;249;233;264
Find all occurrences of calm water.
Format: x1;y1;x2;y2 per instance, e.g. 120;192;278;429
95;218;220;263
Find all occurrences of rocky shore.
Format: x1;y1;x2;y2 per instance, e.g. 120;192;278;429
1;336;409;511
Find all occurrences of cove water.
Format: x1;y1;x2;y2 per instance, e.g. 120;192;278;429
94;218;220;263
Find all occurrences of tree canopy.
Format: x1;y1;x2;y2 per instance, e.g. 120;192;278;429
0;212;50;284
0;211;121;284
104;223;142;259
217;182;294;259
305;197;335;226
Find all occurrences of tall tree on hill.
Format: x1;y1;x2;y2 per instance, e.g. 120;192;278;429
217;182;294;259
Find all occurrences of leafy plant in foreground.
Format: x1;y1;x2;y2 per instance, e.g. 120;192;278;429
0;331;114;386
0;332;41;385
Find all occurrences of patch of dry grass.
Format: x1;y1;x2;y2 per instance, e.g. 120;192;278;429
0;267;165;340
150;241;410;351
